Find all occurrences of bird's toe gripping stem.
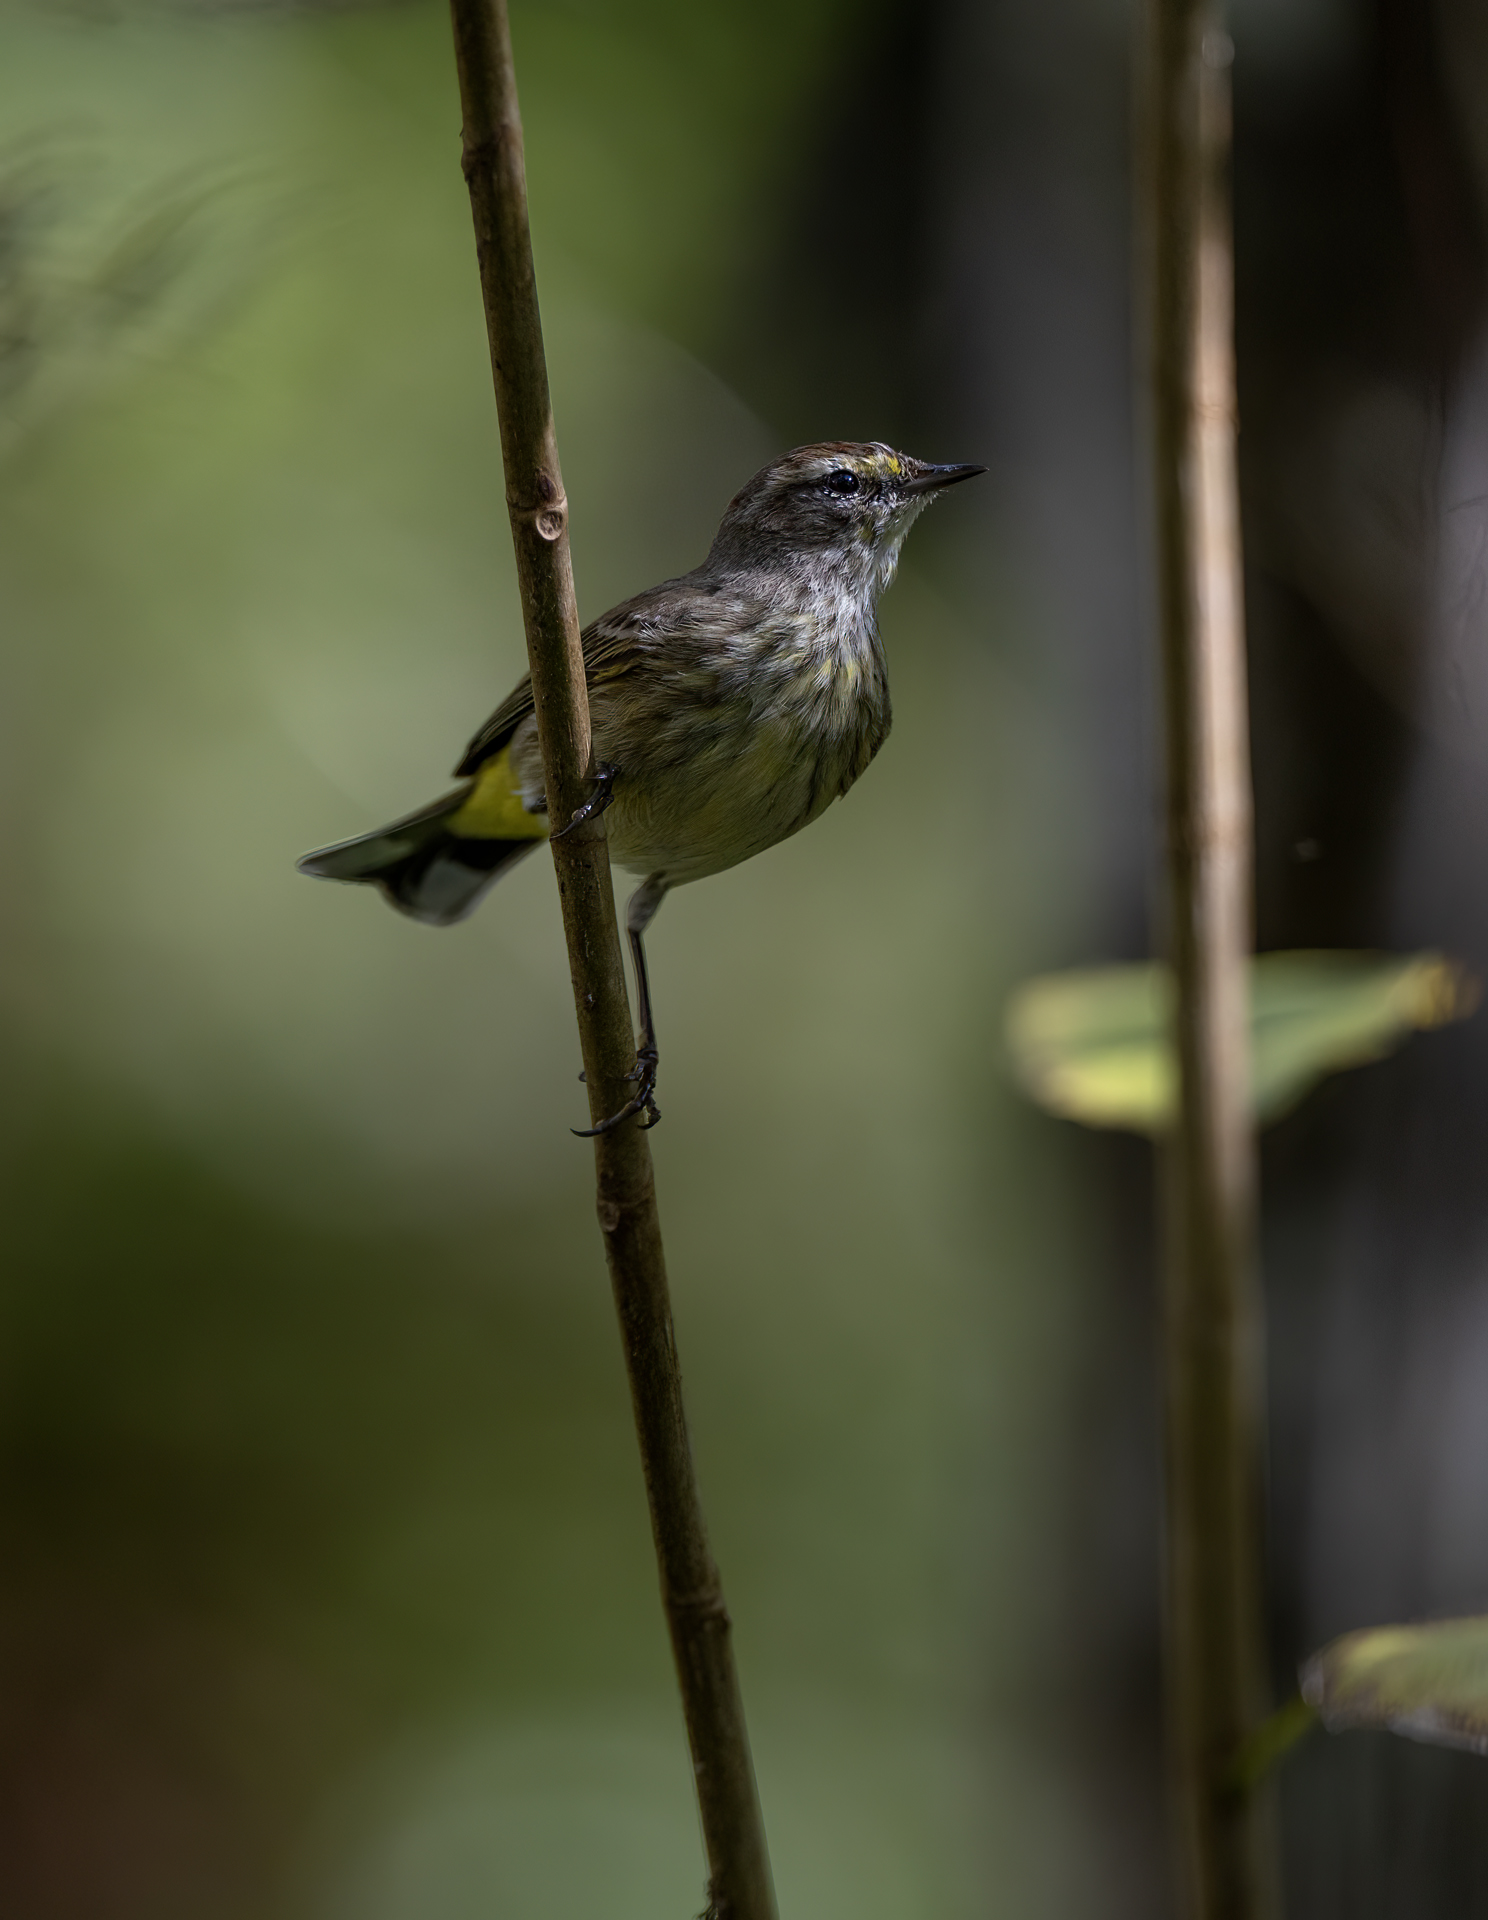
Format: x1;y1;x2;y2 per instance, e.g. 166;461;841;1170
572;1043;660;1137
552;762;619;840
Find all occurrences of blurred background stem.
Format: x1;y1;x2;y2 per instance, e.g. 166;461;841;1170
447;3;776;1914
1146;4;1277;1916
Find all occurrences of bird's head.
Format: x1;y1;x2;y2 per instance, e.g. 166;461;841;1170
705;442;985;596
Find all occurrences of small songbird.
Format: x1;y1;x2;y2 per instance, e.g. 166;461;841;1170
298;441;984;1131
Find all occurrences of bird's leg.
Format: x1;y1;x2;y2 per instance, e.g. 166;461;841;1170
574;875;668;1136
551;761;618;840
623;916;660;1125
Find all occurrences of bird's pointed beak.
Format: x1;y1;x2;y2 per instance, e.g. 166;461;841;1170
901;461;987;496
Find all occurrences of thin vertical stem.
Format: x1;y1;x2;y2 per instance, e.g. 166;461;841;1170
1146;6;1277;1917
445;5;777;1915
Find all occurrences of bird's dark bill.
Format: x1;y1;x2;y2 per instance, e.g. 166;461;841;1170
903;462;987;494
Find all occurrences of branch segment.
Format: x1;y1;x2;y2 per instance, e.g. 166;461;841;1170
1146;6;1278;1918
446;4;777;1915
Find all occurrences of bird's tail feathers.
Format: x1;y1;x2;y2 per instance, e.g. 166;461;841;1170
298;787;540;927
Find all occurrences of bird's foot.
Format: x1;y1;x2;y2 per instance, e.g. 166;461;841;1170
573;1044;660;1136
551;762;618;840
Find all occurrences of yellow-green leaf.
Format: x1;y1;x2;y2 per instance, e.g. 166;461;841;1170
1005;951;1476;1134
1301;1617;1488;1756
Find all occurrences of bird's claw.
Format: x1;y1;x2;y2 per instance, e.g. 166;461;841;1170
635;1047;662;1130
552;762;618;840
572;1044;660;1136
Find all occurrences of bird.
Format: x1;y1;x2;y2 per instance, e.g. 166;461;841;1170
298;440;984;1132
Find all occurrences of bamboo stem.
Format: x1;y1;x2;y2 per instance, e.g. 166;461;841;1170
1146;7;1277;1918
445;6;777;1915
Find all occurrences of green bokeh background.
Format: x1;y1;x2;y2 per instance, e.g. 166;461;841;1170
0;6;1118;1914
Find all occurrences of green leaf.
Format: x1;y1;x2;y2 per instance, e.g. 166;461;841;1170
1226;1693;1318;1795
1301;1617;1488;1756
1005;951;1476;1134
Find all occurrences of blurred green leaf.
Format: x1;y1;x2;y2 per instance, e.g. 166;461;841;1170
1301;1617;1488;1756
0;147;257;450
1226;1693;1318;1795
84;176;218;333
1005;951;1477;1134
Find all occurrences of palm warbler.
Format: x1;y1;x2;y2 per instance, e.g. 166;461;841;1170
299;441;983;1130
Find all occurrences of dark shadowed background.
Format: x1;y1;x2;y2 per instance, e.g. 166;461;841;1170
2;1;1487;1914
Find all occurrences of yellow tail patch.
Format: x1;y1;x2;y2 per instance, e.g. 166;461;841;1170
449;747;547;840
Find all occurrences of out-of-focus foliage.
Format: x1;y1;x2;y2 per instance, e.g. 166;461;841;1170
0;147;259;451
1228;1693;1320;1796
1302;1618;1488;1758
1004;952;1477;1134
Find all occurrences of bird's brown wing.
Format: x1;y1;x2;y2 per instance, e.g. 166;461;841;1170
453;615;643;777
452;578;725;777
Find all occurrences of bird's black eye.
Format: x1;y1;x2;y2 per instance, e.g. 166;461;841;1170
825;469;861;496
